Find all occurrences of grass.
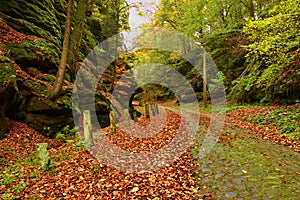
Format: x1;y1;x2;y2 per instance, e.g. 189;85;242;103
225;103;260;112
198;103;261;113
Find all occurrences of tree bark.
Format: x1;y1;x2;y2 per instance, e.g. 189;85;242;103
203;51;208;107
67;0;89;81
108;0;120;92
50;0;73;99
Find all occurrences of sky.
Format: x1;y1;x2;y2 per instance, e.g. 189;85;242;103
127;0;160;29
122;0;160;51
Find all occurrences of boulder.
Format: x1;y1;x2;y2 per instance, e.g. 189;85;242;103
24;112;73;138
13;94;74;138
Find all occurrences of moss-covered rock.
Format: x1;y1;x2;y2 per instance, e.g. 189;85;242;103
27;96;64;113
0;0;113;138
24;96;73;137
6;89;76;138
22;79;50;97
0;0;65;47
24;112;73;138
1;16;61;47
0;56;16;85
0;56;17;108
3;40;60;74
0;56;18;138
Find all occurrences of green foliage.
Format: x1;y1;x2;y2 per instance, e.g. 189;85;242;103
230;0;300;104
125;50;203;101
154;0;280;36
154;0;299;105
60;94;73;109
55;125;79;139
13;182;27;193
225;104;258;112
0;56;17;90
247;106;300;141
73;141;85;148
36;143;51;171
200;31;248;89
88;0;130;43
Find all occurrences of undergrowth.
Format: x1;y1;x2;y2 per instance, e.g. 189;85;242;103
244;106;300;141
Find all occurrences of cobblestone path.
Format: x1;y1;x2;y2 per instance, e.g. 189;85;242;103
193;126;300;199
164;105;299;199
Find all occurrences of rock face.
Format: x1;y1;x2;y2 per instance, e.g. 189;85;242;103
0;0;66;48
0;22;93;138
0;1;112;138
0;56;75;138
0;0;70;138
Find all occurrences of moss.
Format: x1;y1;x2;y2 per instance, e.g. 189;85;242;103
36;74;56;85
3;40;60;72
0;116;10;139
23;79;49;97
0;56;14;83
0;56;17;90
60;95;72;109
2;16;61;47
0;0;64;46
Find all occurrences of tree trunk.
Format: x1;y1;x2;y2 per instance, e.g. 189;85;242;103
50;0;73;99
249;0;256;19
108;0;120;92
67;0;89;80
203;51;208;107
